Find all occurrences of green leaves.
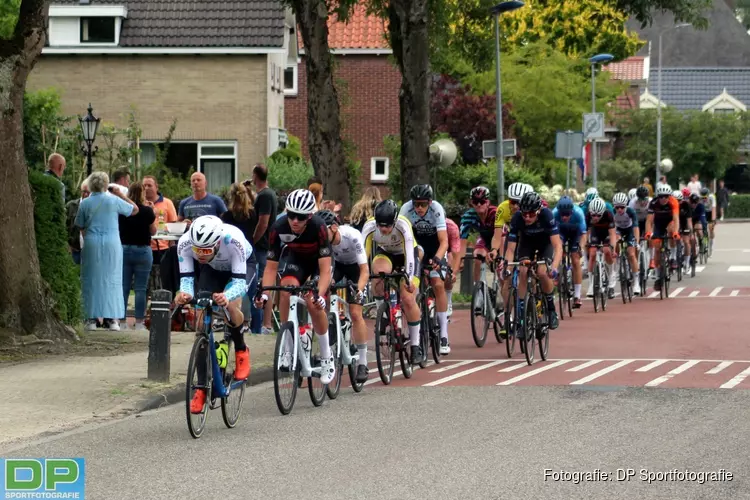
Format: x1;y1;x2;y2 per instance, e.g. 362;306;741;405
0;0;20;40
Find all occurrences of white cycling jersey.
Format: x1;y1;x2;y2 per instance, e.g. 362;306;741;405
362;215;417;279
332;225;367;266
628;197;651;222
177;224;252;275
702;193;716;212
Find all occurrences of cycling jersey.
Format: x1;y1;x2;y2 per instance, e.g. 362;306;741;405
362;215;417;279
647;197;679;229
177;223;253;301
613;206;637;229
267;214;332;262
628;197;651;222
507;208;558;261
586;209;615;237
691;202;707;226
446;218;460;254
399;200;447;259
702;193;716;212
494;200;514;228
552;205;586;234
460;206;497;244
332;225;367;266
678;200;692;231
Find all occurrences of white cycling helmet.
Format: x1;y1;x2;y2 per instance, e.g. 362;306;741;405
508;182;532;201
586;187;599;197
655;184;672;196
189;215;223;248
673;190;683;201
285;189;317;214
612;192;628;207
628;188;637;200
589;197;607;215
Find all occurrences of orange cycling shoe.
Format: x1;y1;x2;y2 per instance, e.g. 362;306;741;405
190;388;206;414
234;346;251;380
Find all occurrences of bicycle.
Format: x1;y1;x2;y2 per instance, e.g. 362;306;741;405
588;243;610;313
655;236;674;300
637;238;650;297
470;255;504;348
675;237;685;282
689;229;698;278
326;280;365;398
417;263;450;366
616;237;633;304
557;241;575;319
698;228;710;265
370;270;414;385
183;292;246;439
505;260;550;366
260;279;329;415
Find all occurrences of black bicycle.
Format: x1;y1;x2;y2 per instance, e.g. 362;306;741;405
616;237;633;304
506;260;551;365
417;262;451;366
370;270;414;385
557;241;575;319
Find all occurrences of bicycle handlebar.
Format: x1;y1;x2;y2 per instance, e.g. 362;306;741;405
369;271;409;281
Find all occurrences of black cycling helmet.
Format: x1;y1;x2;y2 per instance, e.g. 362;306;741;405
700;187;710;196
519;191;542;212
374;199;399;226
636;186;649;199
315;209;339;227
689;193;700;203
409;184;433;201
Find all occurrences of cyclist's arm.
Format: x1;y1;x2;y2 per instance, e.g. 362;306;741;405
490;226;504;257
176;235;195;297
433;202;449;261
646;210;654;235
396;217;417;281
361;219;376;260
353;230;370;292
711;195;717;220
671;198;680;231
224;238;249;302
437;229;449;262
316;222;333;296
503;213;520;262
459;212;472;257
263;226;282;289
628;207;640;240
550;234;563;270
699;205;707;226
607;213;616;245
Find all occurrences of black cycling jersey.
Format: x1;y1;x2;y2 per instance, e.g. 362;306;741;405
507;208;559;246
267;214;332;262
678;200;692;229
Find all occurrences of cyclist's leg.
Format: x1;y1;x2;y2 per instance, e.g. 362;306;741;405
339;263;368;372
586;233;600;296
371;248;393;310
536;243;558;329
515;238;533;303
571;234;583;304
473;236;488;282
278;253;306;324
297;260;336;382
651;223;667;288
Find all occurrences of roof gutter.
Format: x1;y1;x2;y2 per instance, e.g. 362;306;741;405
43;47;286;55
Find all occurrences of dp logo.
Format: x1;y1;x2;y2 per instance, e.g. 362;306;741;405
1;458;85;499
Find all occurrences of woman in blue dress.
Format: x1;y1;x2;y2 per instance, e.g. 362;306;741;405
75;171;139;330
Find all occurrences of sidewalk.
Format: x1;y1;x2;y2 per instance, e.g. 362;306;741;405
0;330;276;449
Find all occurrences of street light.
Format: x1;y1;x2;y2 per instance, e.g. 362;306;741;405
490;0;524;202
656;23;691;184
79;103;101;176
588;53;614;189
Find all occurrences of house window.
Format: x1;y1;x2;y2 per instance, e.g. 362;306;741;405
80;17;115;43
139;141;237;193
713;108;736;114
370;157;389;183
284;64;298;96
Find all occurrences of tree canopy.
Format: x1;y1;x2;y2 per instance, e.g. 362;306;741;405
0;0;20;39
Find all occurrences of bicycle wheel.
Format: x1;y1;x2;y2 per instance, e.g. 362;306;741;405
308;334;327;407
538;293;550;361
470;282;488;347
504;288;516;358
690;242;696;278
375;302;395;385
221;339;245;429
557;263;566;320
676;244;683;282
417;295;431;369
522;290;536;366
273;322;299;415
592;266;600;313
619;254;628;304
638;248;648;297
399;336;414;379
565;266;574;318
186;335;211;439
326;316;343;400
428;293;442;364
347;344;365;393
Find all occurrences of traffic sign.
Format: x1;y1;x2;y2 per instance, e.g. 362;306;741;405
482;139;517;159
554;130;584;159
583;112;605;139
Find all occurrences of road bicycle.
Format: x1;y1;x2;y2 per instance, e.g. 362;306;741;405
588;243;610;313
616;237;633;304
698;227;710;265
655;236;675;300
260;279;329;415
505;259;551;366
637;238;650;297
326;280;365;398
557;241;575;319
183;292;246;439
417;263;449;365
470;254;503;348
370;270;414;385
675;237;685;282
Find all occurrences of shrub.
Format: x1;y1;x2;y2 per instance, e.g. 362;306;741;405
29;171;82;325
726;194;750;218
266;155;314;195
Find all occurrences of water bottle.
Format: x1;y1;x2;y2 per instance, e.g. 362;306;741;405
340;316;351;343
389;289;397;308
215;340;228;369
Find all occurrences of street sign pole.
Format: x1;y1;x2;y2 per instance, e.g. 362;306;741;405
555;130;583;193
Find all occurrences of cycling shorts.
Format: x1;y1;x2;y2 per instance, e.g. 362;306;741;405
372;246;421;286
616;227;637;247
516;239;554;264
333;263;361;305
559;228;583;254
280;252;319;285
588;230;611;246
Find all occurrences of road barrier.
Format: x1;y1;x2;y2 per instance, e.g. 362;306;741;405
148;289;173;382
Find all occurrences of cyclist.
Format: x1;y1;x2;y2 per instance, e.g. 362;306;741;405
689;192;707;257
579;187;599;212
445;217;461;319
612;192;641;296
628;186;651;236
700;187;717;254
459;186;498;282
254;189;335;384
362;200;423;363
675;190;694;272
628;188;637;201
175;215;256;413
502;191;562;331
400;184;451;355
585;197;617;299
552;195;587;307
316;210;371;383
644;184;680;292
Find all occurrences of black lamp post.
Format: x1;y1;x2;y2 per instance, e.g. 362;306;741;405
79;103;101;176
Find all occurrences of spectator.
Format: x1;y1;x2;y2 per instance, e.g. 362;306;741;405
76;171;139;331
178;172;227;225
45;153;66;203
349;186;382;231
308;182;324;211
717;179;730;221
66;179;90;265
250;164;277;334
119;181;157;331
143;175;177;261
642;177;654;197
687;174;702;194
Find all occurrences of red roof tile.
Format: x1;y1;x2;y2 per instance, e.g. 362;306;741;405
298;4;389;50
605;56;645;81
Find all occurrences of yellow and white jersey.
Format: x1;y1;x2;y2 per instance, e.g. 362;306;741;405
362;215;417;276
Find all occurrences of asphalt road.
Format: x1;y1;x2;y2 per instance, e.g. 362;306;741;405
3;223;749;500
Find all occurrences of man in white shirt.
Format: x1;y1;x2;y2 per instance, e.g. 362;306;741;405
686;174;702;194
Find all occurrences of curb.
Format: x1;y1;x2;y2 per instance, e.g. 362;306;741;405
137;366;275;413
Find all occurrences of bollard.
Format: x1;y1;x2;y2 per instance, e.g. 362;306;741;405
148;289;173;382
460;247;474;296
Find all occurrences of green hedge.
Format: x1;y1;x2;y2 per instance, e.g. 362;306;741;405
29;171;82;324
725;194;750;219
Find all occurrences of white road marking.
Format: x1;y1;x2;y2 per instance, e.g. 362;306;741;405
689;290;700;297
499;362;531;372
669;287;685;298
497;360;570;385
566;360;602;372
706;361;734;374
570;360;634;385
644;360;702;387
709;287;723;297
635;359;669;372
728;266;750;272
695;266;705;273
731;290;740;297
423;360;507;387
648;291;659;298
429;360;473;373
721;366;750;389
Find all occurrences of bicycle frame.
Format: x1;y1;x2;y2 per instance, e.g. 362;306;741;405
329;288;357;367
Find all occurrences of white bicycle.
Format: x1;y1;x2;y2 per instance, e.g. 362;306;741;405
326;280;366;399
260;279;328;415
589;243;610;313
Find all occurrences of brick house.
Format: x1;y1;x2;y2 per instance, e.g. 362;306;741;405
27;0;296;193
602;55;649;159
284;6;401;189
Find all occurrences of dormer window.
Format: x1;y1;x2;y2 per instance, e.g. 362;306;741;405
702;88;746;114
80;17;115;43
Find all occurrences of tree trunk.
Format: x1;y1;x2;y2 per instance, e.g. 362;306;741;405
292;0;351;213
0;0;71;342
388;0;431;200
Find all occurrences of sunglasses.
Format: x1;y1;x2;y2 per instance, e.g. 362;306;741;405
192;245;216;256
413;201;429;208
590;213;603;218
658;195;670;199
377;223;394;228
287;212;310;222
522;211;538;219
472;199;488;205
615;205;626;210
